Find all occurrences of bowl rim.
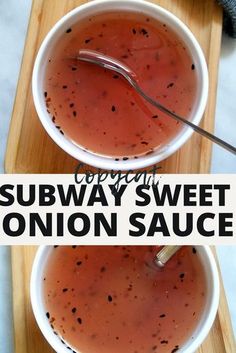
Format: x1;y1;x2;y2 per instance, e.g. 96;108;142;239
32;0;209;171
30;245;219;353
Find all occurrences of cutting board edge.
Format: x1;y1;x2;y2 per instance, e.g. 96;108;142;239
4;0;41;174
199;2;223;173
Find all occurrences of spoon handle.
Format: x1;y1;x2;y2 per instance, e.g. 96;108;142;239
78;49;236;155
155;246;182;267
135;85;236;155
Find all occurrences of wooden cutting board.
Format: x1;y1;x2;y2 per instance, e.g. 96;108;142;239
11;246;236;353
5;0;223;174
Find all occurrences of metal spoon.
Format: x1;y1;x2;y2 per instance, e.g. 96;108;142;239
77;49;236;155
155;246;182;267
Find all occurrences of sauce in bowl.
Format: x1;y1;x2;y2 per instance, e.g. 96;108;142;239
44;11;197;159
43;246;206;353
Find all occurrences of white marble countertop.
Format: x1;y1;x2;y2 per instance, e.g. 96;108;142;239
0;1;236;352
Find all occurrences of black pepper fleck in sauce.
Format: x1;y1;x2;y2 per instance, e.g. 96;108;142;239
167;82;174;88
140;28;148;36
108;295;113;302
160;340;168;344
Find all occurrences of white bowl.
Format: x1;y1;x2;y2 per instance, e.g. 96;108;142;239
31;246;219;353
32;0;208;170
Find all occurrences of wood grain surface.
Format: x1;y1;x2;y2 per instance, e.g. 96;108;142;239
5;0;223;173
11;246;236;353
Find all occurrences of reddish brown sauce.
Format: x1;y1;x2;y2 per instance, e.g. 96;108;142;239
45;11;197;158
43;246;206;353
